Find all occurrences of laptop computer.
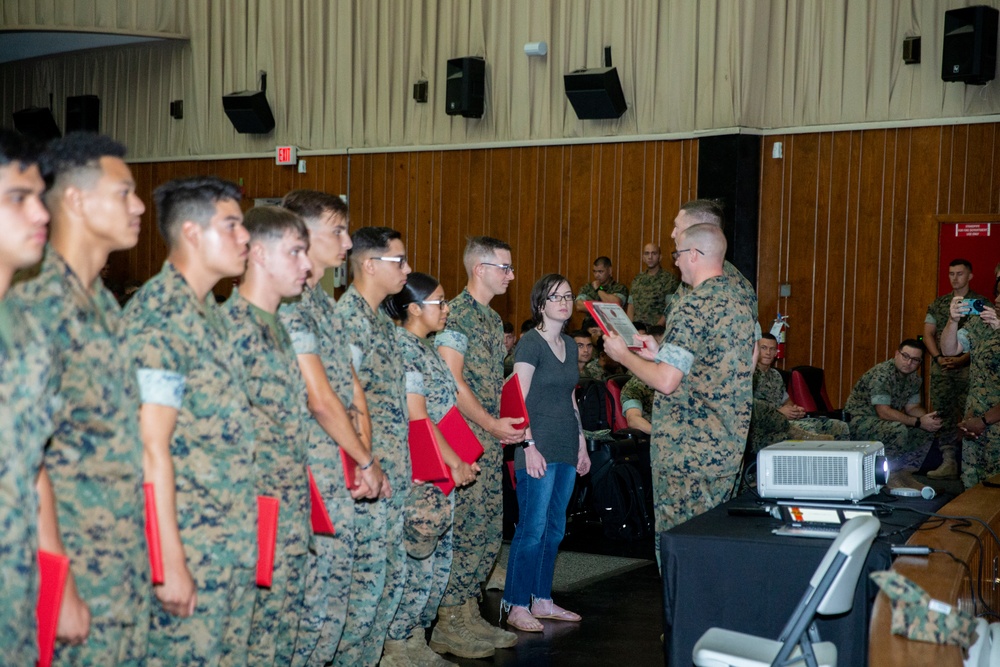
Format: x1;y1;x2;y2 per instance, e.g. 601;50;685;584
772;500;878;539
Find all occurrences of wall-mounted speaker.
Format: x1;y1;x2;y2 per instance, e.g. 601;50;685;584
222;90;275;134
942;5;999;84
12;107;61;142
446;57;485;118
66;95;100;133
564;67;627;119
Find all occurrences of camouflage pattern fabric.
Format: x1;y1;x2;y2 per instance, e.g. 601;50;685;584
388;328;457;639
389;485;454;640
620;375;655;421
751;367;850;451
334;286;410;666
582;357;606;381
12;250;150;665
222;293;311;666
123;262;257;665
576;278;629;307
845;359;931;470
870;571;977;648
278;284;357;666
0;300;56;665
666;260;758;326
434;287;505;607
629;269;678;324
651;275;754;532
956;316;1000;488
925;290;986;431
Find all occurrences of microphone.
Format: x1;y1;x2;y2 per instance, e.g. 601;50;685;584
888;486;936;500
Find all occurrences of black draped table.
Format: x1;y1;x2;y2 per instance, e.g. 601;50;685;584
660;491;947;666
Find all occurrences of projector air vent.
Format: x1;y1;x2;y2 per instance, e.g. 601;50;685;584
773;455;848;487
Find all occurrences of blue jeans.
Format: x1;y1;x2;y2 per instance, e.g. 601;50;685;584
501;462;577;608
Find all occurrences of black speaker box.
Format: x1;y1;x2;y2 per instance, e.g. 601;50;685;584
12;107;61;142
942;5;999;84
446;57;485;118
66;95;100;133
222;90;275;134
564;67;627;119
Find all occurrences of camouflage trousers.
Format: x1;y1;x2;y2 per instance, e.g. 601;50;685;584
930;366;970;447
849;417;935;472
961;429;1000;488
2;544;37;667
249;547;308;666
291;497;355;667
333;492;406;667
388;484;455;640
791;417;851;440
54;614;149;666
148;564;255;667
440;441;503;607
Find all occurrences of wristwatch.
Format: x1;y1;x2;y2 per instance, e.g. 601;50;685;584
521;439;535;448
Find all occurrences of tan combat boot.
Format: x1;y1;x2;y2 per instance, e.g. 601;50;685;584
461;597;518;648
404;628;453;666
381;637;415;667
927;445;960;479
428;604;495;659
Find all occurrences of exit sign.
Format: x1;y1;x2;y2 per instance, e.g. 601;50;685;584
276;145;297;165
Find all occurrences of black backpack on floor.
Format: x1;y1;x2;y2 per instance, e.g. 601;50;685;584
575;378;611;433
588;440;654;541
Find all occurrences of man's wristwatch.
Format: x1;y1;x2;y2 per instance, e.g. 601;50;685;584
521;439;536;449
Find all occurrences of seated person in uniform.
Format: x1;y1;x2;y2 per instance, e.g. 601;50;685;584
751;334;850;450
502;320;515;376
619;328;664;434
845;339;943;485
572;329;595;378
574;256;629;312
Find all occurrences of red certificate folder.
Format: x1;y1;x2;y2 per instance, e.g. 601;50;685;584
584;300;643;349
339;448;357;490
36;549;69;667
143;482;164;585
409;418;451;484
500;374;530;429
437;406;485;464
308;467;335;535
256;496;279;587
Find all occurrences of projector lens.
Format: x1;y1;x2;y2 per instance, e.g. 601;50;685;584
874;456;889;486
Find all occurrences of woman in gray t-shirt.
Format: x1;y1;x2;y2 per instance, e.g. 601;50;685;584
502;274;591;633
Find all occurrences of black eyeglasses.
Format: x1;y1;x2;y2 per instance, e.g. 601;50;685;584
372;256;409;267
480;262;514;275
545;293;575;303
420;299;449;307
898;350;923;364
671;248;705;261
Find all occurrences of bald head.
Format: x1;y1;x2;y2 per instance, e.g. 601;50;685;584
679;223;726;263
642;242;661;270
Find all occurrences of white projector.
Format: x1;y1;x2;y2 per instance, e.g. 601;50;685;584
757;440;886;501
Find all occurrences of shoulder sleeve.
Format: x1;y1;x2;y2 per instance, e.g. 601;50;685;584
657;300;702;374
278;300;319;355
957;327;971;354
127;324;189;409
513;330;542;367
867;366;893;406
435;328;469;355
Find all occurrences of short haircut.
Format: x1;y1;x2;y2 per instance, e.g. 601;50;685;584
594;256;612;269
153;176;242;245
530;273;571;331
244;205;308;246
680;198;725;227
581;316;598;330
383;271;439;323
679;223;727;260
463;236;511;275
349;226;401;266
0;128;41;170
570;329;593;340
40;132;126;196
632;320;647;332
647;324;666;338
503;320;514;335
949;258;973;272
281;189;348;224
898;339;926;354
760;332;777;342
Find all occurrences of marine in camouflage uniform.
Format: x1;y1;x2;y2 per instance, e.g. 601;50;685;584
954;317;1000;488
13;250;150;664
629;267;678;325
651;275;754;532
665;260;760;339
278;284;357;666
435;288;506;608
845;358;934;472
926;290;986;430
334;284;411;667
751;366;850;450
387;327;456;643
582;356;606;381
124;262;257;667
576;277;629;309
0;304;56;665
620;374;655;433
223;292;311;666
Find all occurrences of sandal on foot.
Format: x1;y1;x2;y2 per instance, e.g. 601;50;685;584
530;601;582;622
506;606;544;632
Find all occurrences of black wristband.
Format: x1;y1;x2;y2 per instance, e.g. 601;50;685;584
521;439;536;449
915;416;921;429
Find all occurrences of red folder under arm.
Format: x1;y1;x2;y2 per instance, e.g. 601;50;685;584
256;496;280;587
36;549;69;667
409;418;451;484
143;482;164;585
308;467;335;535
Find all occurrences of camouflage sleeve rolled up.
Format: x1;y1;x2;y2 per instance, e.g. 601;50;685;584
576;283;599;302
434;288;504;416
620;375;654;420
398;327;458;424
844;359;922;418
753;368;788;407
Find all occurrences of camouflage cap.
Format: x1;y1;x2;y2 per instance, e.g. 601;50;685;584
870;570;979;649
403;486;452;559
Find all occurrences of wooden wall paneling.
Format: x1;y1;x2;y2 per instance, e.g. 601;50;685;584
885;129;912;351
619;141;649;288
962;124;995;214
539;145;566;293
809;133;834;370
567;144;594;306
937;126;954;215
435;150;467;299
486;148;514;317
594;143;619;280
756;135;785;350
785;134;822;370
947;124;969;215
411;151;435;277
467;150;488;238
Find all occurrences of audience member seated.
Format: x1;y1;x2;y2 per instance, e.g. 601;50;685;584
572;329;595;379
845;338;942;487
621;375;655;435
751;334;850;451
581;315;602;342
626;242;678;326
574;256;628;312
503;320;515;376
